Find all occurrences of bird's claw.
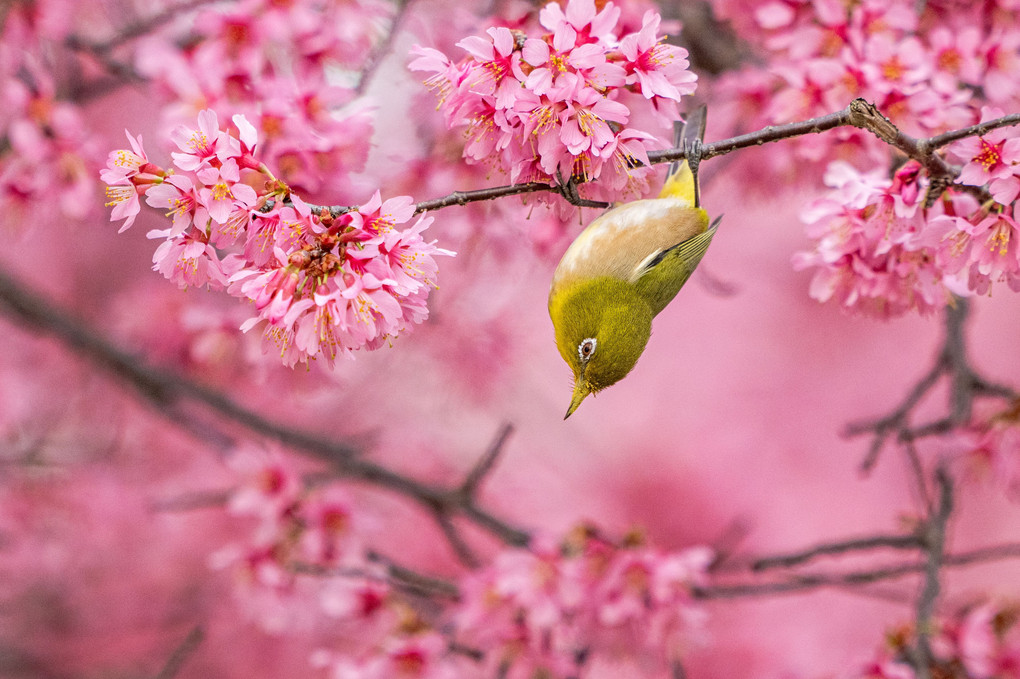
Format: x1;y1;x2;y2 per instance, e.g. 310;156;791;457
555;167;610;210
683;137;703;208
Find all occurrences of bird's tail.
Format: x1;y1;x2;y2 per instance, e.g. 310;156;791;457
660;105;707;207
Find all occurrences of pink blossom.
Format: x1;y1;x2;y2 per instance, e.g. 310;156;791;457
931;207;1020;296
195;157;258;240
170;108;237;172
144;174;198;237
619;10;698;102
226;447;303;522
103;180;144;233
981;29;1020;104
951;407;1020;497
793;161;960;317
453;529;711;677
410;0;696;198
151;231;231;289
230;191;451;367
100;131;164;232
99;131;155;184
313;632;464;679
928;26;984;90
950;107;1020;205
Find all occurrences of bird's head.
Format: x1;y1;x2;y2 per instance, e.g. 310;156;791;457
550;278;653;419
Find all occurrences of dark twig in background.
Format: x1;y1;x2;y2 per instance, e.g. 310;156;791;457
0;268;531;552
845;299;1018;472
153;626;204;679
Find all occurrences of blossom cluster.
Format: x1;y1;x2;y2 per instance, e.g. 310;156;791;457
101;109;451;367
856;600;1020;679
132;0;389;199
792;143;1020;318
453;528;712;678
711;0;1020;165
410;0;697;199
793;161;965;317
0;4;99;229
211;448;379;633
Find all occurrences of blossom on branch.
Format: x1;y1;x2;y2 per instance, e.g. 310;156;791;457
453;528;711;678
101;109;453;368
410;0;697;199
793;161;967;317
949;106;1020;206
855;600;1020;679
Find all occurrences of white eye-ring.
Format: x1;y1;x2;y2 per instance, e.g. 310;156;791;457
578;337;597;362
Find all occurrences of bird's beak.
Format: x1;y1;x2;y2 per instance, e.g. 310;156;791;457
564;381;591;419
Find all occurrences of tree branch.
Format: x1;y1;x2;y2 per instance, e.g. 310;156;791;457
0;266;530;550
845;298;1017;472
697;541;1020;600
907;465;953;679
153;626;204;679
748;534;922;571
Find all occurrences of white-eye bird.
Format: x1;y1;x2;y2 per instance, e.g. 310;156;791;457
548;106;719;419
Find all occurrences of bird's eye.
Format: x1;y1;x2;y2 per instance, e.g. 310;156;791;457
578;337;597;362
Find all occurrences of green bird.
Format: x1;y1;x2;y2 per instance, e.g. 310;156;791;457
548;106;719;418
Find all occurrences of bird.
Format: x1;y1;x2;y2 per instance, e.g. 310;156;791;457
548;106;719;419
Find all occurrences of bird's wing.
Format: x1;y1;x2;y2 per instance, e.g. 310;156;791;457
549;197;708;306
632;220;719;316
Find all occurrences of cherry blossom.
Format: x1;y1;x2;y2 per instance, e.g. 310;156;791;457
949;107;1020;206
102;109;452;367
411;0;697;200
453;529;711;678
793;161;969;317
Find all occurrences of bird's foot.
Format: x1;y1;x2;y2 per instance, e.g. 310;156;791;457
555;168;610;209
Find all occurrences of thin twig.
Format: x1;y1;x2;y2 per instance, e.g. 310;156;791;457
845;298;1015;472
0;267;531;549
298;100;1020;220
355;0;415;95
460;422;514;496
749;534;922;571
435;511;481;568
293;553;461;600
148;489;232;512
153;626;204;679
927;114;1020;149
844;359;945;472
67;0;219;55
908;465;953;679
698;541;1020;600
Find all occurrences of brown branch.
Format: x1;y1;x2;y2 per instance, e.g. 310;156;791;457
0;266;531;550
293;552;460;600
697;541;1020;600
293;100;1020;220
907;466;953;679
845;299;1017;472
928;114;1020;149
748;534;922;571
434;511;481;568
460;422;514;497
153;626;204;679
66;0;220;55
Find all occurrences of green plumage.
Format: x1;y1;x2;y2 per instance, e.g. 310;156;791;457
549;107;718;418
633;221;719;315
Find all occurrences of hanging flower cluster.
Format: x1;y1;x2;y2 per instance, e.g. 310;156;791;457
792;148;1020;318
855;600;1020;679
793;161;970;317
409;0;697;197
453;528;712;678
101;109;452;367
